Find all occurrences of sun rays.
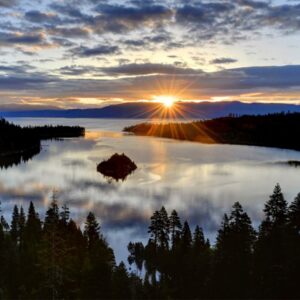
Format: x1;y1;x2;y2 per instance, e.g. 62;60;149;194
153;95;177;108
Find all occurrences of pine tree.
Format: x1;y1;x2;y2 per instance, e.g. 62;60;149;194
19;206;26;247
287;193;300;297
21;202;42;298
60;203;70;226
84;212;101;249
212;203;256;299
39;199;65;299
82;212;115;299
10;205;20;242
254;184;290;298
181;221;192;251
289;193;300;233
193;225;205;250
264;183;288;225
148;207;170;249
112;262;131;299
169;210;182;248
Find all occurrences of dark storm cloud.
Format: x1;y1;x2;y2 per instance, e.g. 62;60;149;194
210;58;238;64
70;45;120;57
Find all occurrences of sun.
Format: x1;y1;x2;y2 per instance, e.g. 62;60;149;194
153;95;177;108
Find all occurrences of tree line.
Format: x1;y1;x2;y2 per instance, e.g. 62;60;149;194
0;118;85;169
124;112;300;151
0;184;299;299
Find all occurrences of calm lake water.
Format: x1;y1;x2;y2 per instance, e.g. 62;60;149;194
2;118;300;262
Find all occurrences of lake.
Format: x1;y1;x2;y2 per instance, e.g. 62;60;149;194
2;117;300;263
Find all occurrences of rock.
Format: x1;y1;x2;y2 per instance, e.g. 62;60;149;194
97;153;137;181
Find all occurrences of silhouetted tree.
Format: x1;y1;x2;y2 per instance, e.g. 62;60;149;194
169;210;182;248
254;184;290;299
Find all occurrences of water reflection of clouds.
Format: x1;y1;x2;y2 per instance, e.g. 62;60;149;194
2;119;300;262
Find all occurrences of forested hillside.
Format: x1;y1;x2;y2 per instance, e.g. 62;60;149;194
124;113;300;151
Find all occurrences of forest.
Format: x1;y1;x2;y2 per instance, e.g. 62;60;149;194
124;112;300;151
0;118;85;155
0;119;85;168
0;184;299;299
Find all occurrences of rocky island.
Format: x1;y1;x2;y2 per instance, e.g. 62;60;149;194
97;153;137;181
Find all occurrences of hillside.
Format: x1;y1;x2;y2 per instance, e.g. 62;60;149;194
2;101;300;119
124;113;300;151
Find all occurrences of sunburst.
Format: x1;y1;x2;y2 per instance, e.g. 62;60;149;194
153;95;177;108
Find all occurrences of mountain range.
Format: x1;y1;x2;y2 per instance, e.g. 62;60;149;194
1;101;300;119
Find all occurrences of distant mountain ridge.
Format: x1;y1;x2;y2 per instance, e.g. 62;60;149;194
2;101;300;119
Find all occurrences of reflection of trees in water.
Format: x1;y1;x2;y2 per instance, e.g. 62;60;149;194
0;146;41;169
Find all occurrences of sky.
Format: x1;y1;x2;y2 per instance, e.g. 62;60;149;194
1;0;300;110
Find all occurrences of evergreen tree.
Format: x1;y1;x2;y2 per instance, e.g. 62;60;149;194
212;203;256;299
193;225;205;250
60;203;70;226
181;221;192;251
289;192;300;233
19;206;26;248
112;262;131;299
148;207;170;249
254;184;290;299
169;210;182;248
10;205;20;242
264;183;288;225
84;212;101;248
39;199;65;299
82;212;115;299
287;193;300;297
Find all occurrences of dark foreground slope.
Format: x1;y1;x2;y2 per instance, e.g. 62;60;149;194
124;113;300;151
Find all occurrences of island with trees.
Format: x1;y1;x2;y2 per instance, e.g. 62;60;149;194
124;112;300;151
0;184;299;299
97;153;137;182
0;118;85;168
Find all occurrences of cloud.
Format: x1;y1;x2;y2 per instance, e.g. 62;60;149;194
91;3;173;34
48;27;90;38
100;63;201;76
3;62;300;108
70;45;120;57
210;58;238;64
0;31;47;46
0;0;18;7
25;10;62;25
